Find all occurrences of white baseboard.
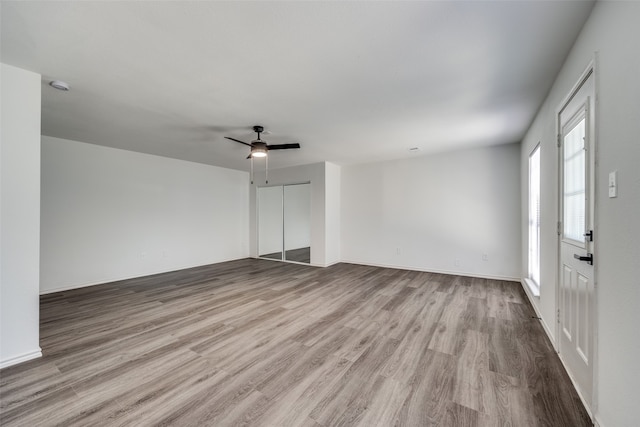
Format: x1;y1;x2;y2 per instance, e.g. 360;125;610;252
40;256;250;295
0;348;42;369
519;278;557;350
523;277;540;297
321;260;341;268
556;352;594;420
340;259;521;282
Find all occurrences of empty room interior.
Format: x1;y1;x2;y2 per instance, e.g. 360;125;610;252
1;1;639;426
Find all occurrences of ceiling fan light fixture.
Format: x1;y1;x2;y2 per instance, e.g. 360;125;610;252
251;147;267;158
223;125;299;184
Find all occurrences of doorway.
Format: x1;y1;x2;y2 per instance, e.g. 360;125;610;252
257;183;311;264
557;64;596;412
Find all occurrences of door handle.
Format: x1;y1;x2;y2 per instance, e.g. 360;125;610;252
573;253;593;265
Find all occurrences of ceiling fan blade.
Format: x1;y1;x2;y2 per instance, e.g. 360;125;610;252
224;136;252;147
266;143;301;150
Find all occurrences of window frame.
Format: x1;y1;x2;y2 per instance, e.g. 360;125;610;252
526;143;541;297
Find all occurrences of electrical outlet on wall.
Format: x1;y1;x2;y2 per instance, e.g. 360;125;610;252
482;253;488;261
454;259;460;267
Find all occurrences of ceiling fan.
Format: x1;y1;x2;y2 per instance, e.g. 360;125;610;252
224;125;300;184
224;125;300;159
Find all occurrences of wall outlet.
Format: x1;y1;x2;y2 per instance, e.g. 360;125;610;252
482;253;488;261
140;251;147;258
396;247;401;255
454;259;460;267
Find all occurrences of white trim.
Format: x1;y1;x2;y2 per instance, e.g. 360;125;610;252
591;50;601;424
557;352;594;420
520;279;557;350
557;59;596;114
321;260;341;268
523;277;540;298
39;256;249;295
0;348;42;369
341;259;520;282
527;143;542;287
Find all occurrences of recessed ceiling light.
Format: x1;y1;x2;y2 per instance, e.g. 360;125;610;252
49;80;70;91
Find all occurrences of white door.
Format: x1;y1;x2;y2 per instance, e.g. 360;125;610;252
558;69;595;409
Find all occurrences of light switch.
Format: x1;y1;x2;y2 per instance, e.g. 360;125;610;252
608;171;617;198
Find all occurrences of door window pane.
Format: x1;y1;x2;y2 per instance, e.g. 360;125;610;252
563;117;586;243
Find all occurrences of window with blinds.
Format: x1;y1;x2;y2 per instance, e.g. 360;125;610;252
528;145;541;288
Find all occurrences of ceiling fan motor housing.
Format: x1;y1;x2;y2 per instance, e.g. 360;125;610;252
224;125;299;159
250;141;268;157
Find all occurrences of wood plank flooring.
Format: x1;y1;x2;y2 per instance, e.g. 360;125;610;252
0;259;591;426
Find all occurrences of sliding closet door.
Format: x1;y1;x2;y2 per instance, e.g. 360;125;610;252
257;183;311;264
284;183;311;263
257;186;283;260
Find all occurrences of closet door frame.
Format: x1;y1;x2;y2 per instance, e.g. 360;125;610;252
257;182;311;265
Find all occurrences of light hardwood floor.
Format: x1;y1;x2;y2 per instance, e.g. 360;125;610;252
0;259;591;426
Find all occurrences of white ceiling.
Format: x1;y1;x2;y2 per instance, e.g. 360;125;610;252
1;1;594;171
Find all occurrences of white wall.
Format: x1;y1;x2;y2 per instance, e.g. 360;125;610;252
342;143;521;280
519;2;640;426
40;136;249;293
325;162;341;266
0;64;42;368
